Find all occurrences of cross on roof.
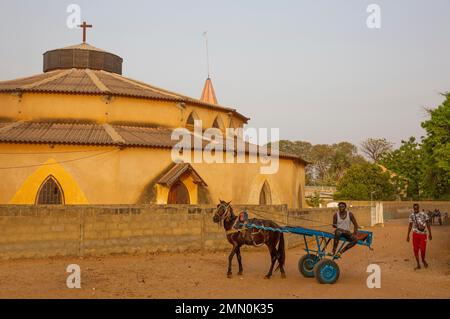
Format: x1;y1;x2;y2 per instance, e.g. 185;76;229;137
78;21;93;43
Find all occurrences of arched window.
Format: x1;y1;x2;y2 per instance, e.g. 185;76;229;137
186;111;199;127
259;181;272;205
167;181;190;204
212;115;224;130
36;175;64;205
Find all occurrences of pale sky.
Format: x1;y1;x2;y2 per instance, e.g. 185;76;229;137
1;0;449;146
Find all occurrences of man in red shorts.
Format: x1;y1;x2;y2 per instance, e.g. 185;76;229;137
406;203;432;270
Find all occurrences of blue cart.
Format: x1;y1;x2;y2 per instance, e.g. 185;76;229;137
245;223;373;284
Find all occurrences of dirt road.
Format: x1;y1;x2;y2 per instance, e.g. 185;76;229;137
0;219;449;299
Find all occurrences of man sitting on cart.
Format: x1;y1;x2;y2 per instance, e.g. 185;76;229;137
331;202;359;257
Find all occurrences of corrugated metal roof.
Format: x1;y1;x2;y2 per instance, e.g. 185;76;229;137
96;71;172;100
0;71;58;90
113;126;178;148
57;43;106;52
0;121;307;164
158;163;207;187
36;69;102;93
0;122;115;145
0;68;249;122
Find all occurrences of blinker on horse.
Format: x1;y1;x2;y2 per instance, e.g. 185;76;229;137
213;200;286;279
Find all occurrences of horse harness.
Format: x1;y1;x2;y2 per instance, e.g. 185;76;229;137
225;215;264;247
216;203;264;247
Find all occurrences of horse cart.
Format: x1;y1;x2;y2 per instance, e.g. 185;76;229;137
245;223;373;284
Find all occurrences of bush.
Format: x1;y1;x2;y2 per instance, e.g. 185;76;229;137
334;163;396;200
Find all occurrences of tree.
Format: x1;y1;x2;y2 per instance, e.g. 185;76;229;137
309;144;333;184
275;140;368;186
309;142;367;186
328;142;366;182
381;137;423;199
360;138;393;162
275;140;313;160
334;163;396;200
420;93;450;199
380;94;450;199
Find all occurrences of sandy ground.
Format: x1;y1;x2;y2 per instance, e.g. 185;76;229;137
0;219;449;299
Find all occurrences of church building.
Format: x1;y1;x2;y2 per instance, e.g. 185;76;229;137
0;25;307;207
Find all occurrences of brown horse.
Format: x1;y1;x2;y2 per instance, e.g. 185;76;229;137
212;200;286;279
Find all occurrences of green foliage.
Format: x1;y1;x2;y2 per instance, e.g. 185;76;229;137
274;140;367;186
381;137;423;199
275;140;313;160
334;163;396;200
306;191;322;207
381;93;450;200
273;94;449;200
420;94;450;199
328;142;367;182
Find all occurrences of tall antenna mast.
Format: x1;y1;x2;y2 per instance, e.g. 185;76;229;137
203;31;211;78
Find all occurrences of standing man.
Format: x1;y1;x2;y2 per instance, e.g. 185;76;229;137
331;202;359;257
407;203;432;270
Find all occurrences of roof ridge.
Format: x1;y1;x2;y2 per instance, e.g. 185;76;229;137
103;71;182;100
157;162;207;187
104;71;238;111
102;123;125;144
0;70;61;85
85;69;111;93
112;124;172;130
21;69;73;90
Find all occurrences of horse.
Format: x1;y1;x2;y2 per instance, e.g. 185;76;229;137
212;200;286;279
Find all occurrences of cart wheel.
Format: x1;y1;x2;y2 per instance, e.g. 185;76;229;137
314;259;340;284
298;254;319;278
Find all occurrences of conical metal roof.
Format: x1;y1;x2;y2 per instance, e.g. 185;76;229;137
200;77;218;104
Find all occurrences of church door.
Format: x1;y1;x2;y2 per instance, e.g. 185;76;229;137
168;182;190;204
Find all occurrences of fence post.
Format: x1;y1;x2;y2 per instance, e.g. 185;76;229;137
78;207;85;257
201;209;206;254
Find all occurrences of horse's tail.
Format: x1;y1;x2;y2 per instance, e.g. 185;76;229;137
274;232;285;272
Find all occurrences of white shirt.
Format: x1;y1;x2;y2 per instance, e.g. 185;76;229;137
409;212;429;234
336;211;352;232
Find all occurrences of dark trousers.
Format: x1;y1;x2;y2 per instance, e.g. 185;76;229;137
333;229;358;254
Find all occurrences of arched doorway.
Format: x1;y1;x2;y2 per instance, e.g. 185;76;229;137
259;181;272;205
36;175;64;205
167;181;190;204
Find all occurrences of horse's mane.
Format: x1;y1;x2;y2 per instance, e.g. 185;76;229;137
229;206;235;218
